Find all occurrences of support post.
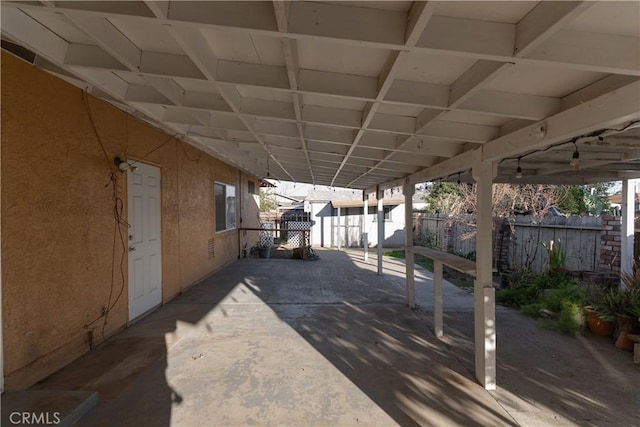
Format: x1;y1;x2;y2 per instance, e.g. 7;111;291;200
363;191;369;262
621;179;635;280
377;186;384;276
472;155;497;390
337;206;341;251
404;183;415;308
434;260;443;337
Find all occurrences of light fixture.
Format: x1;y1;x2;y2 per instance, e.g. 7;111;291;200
457;172;461;185
515;157;523;179
570;140;581;170
114;156;137;173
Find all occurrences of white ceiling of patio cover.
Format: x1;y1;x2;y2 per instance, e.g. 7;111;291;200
2;1;639;190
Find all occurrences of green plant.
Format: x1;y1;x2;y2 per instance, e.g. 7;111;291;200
502;268;536;289
254;238;272;249
582;282;616;322
457;251;476;261
557;301;584;334
542;239;566;271
606;270;640;320
621;270;640;319
603;286;633;319
385;250;404;259
496;270;584;334
259;191;277;212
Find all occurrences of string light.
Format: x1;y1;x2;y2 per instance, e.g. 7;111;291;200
570;140;581;170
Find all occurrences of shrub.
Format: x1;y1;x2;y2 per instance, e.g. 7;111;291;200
621;270;640;320
557;301;584;334
496;269;584;334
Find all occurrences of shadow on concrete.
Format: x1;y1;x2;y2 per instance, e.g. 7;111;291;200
438;307;640;427
27;249;640;426
29;278;242;427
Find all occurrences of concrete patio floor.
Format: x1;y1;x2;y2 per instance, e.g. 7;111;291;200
24;249;640;426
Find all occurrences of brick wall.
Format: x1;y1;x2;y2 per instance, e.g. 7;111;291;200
599;215;621;271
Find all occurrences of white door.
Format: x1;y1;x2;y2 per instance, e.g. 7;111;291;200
127;162;162;321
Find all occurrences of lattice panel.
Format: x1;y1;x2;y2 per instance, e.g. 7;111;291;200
259;223;274;247
287;221;311;247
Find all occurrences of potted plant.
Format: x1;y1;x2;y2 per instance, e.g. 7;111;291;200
622;270;640;321
582;283;615;337
603;278;639;351
255;241;271;259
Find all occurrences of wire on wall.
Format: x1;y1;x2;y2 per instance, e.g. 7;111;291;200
129;131;181;167
183;145;203;163
82;90;129;339
82;91;115;173
81;89;191;339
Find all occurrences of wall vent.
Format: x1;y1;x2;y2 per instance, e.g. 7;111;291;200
1;40;36;64
208;238;215;260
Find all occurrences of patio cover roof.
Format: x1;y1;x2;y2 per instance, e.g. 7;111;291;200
2;1;639;192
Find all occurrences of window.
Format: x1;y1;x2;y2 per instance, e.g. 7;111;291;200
370;206;392;222
215;182;236;232
248;180;256;194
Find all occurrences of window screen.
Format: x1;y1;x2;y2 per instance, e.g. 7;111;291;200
215;182;236;232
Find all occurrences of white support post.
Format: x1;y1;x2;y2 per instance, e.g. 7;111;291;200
434;260;443;337
337;206;341;251
473;155;497;391
404;183;415;308
363;192;369;262
377;187;384;276
621;179;635;280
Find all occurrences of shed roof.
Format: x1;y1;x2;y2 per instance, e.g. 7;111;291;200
331;199;404;208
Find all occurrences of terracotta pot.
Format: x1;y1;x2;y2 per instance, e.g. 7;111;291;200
584;307;614;337
615;317;638;351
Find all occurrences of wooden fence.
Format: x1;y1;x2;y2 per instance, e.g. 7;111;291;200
414;213;605;272
509;216;601;272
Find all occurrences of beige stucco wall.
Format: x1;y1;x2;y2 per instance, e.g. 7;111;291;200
1;52;260;389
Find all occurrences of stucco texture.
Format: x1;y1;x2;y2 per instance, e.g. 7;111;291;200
1;52;260;389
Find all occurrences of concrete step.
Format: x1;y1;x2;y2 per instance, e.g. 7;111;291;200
1;390;97;427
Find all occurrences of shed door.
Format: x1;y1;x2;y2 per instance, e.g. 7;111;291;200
127;162;162;321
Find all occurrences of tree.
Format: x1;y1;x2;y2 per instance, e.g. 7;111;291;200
422;182;565;218
422;182;463;213
556;186;586;215
259;190;277;212
557;183;614;215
